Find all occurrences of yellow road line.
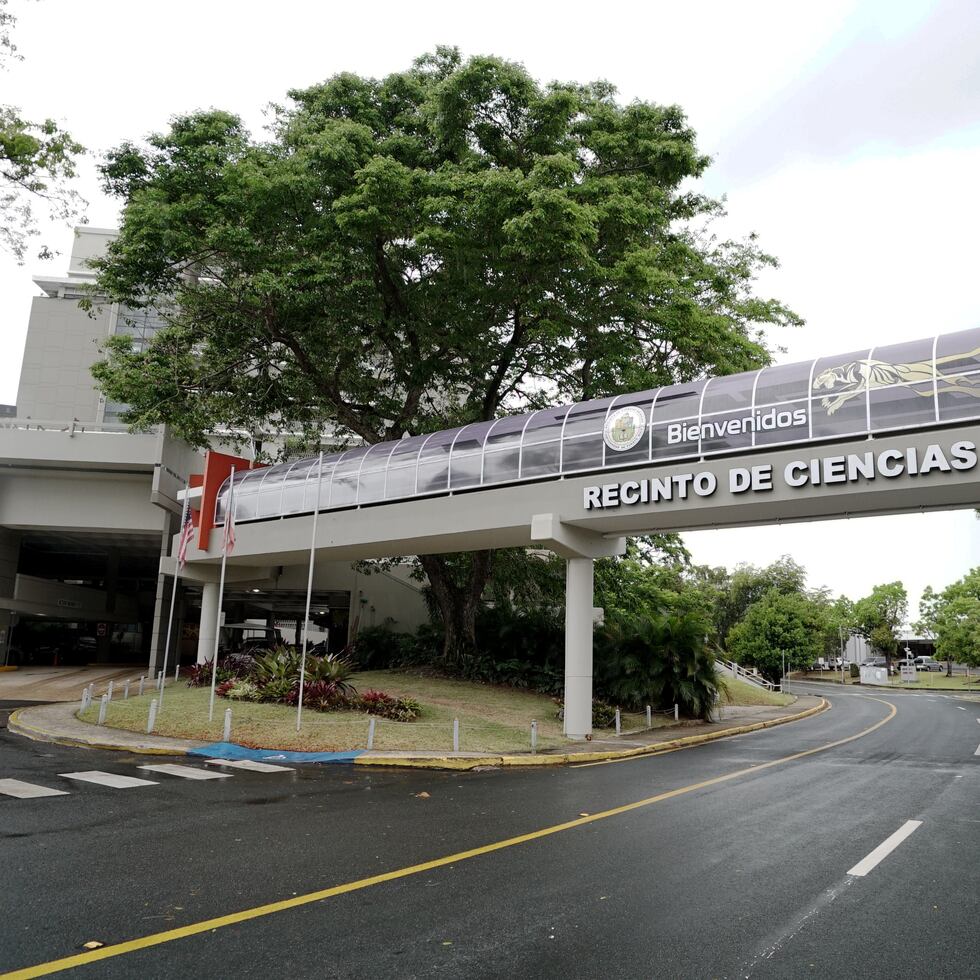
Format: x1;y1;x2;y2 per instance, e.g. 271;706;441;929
0;698;896;980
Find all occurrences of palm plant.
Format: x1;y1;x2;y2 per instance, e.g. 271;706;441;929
594;608;719;720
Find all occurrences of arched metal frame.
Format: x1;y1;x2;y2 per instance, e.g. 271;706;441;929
216;327;980;523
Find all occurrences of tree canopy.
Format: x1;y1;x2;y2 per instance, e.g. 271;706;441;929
0;0;84;262
916;569;980;671
853;581;908;661
89;48;800;656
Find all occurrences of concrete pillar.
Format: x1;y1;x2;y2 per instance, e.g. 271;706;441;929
197;581;220;664
0;530;20;666
147;523;175;673
564;557;594;740
96;550;119;663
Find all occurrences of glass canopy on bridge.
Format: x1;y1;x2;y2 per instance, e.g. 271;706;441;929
216;326;980;524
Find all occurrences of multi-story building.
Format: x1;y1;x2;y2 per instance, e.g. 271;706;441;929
0;228;426;670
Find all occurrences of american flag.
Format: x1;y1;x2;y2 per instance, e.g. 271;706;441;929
176;502;195;571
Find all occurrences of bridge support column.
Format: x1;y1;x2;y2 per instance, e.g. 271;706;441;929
197;581;220;665
564;557;594;740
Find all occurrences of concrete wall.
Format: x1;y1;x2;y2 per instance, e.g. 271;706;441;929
15;296;111;423
0;470;166;534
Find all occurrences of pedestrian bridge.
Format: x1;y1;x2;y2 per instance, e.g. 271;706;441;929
177;326;980;737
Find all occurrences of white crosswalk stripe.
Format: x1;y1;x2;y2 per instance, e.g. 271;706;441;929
59;770;159;789
0;778;70;799
138;764;231;780
204;758;294;772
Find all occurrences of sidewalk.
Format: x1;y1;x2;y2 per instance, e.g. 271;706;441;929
0;665;148;703
8;696;828;769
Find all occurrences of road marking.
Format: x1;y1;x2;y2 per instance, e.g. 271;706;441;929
0;779;70;799
58;771;158;789
958;706;966;710
138;764;232;781
203;758;294;773
847;820;922;877
1;700;897;980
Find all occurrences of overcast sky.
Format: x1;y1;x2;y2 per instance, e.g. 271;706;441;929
1;0;978;620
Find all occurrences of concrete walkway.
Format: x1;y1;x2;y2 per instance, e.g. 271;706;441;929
8;695;827;768
0;665;150;703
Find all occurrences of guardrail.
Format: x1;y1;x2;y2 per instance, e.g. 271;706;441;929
716;658;782;693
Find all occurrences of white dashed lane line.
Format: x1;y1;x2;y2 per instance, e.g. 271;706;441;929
847;820;923;877
0;778;70;799
59;771;159;789
138;764;232;780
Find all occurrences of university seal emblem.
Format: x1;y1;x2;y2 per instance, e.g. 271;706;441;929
813;347;980;415
603;405;646;452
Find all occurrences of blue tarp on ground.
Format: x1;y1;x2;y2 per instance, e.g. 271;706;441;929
187;741;365;764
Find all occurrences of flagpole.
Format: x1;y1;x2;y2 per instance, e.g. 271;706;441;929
208;467;235;724
158;482;189;709
296;452;324;732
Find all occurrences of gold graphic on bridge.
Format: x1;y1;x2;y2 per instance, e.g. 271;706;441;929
812;347;980;415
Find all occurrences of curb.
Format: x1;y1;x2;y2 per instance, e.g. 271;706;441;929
7;698;829;769
7;709;203;756
352;698;830;770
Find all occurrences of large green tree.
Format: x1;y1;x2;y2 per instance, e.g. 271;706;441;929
726;589;829;683
0;0;84;261
89;48;800;658
917;569;980;673
853;581;908;665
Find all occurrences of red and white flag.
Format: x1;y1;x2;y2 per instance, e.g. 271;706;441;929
222;478;236;556
176;503;195;571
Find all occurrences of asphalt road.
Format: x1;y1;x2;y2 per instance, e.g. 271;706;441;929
1;684;977;979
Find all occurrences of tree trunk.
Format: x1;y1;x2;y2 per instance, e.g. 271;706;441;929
418;551;493;665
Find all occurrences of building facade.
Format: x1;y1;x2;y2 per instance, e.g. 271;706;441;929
0;228;427;669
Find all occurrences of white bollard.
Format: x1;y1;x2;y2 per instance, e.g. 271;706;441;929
674;703;679;721
615;708;621;736
147;698;158;733
107;680;114;703
223;707;232;743
452;717;460;753
87;682;94;703
530;719;538;754
367;717;376;750
97;694;108;726
80;689;89;713
157;670;163;692
139;675;145;697
124;679;130;700
174;664;180;680
646;705;652;727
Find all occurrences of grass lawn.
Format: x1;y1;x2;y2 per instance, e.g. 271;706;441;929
80;670;680;753
719;677;794;707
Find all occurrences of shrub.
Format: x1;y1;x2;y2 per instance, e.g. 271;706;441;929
215;680;235;697
256;677;295;703
251;647;301;687
349;625;440;670
302;653;357;697
552;697;618;728
187;658;236;687
358;689;423;722
222;652;256;678
594;608;718;720
224;680;259;701
287;679;349;712
849;662;860;678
